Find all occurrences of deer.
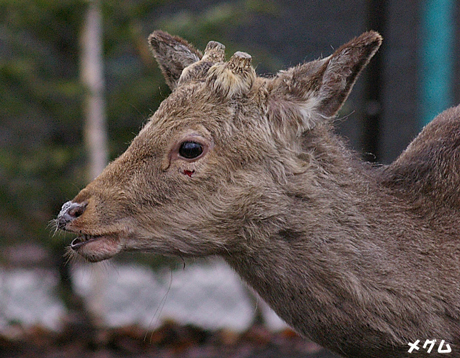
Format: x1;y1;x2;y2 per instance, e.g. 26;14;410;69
56;30;460;357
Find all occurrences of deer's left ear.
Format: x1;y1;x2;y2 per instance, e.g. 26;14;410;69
268;31;382;133
148;30;203;90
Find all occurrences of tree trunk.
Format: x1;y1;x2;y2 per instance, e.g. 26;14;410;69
81;0;108;180
79;0;107;327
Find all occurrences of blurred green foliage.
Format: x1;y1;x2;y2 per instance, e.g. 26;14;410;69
0;0;279;260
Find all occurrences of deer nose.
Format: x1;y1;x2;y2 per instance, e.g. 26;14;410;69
57;201;87;229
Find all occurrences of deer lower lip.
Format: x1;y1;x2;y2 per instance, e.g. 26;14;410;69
68;234;122;262
70;235;100;250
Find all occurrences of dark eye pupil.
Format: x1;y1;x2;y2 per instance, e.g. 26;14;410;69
179;141;203;159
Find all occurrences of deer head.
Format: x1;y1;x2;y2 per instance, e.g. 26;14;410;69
57;30;381;263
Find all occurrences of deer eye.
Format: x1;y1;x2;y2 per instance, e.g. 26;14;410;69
178;141;203;159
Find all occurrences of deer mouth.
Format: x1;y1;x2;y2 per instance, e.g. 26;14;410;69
69;233;123;262
70;234;100;249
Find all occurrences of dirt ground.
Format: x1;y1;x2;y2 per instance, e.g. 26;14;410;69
0;321;340;358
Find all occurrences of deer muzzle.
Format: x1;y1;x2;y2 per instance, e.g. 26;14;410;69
57;200;87;230
57;200;123;262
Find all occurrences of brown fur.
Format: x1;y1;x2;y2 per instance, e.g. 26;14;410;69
57;30;460;357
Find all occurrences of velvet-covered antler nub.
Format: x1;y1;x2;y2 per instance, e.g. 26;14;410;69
206;51;256;99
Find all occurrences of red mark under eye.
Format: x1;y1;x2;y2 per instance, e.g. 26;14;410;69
183;170;195;177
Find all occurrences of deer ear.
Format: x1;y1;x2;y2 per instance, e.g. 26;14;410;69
268;31;382;132
148;30;203;90
316;31;382;117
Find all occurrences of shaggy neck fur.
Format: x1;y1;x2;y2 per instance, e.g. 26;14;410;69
224;124;460;358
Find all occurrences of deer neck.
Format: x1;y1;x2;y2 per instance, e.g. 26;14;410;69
222;134;421;356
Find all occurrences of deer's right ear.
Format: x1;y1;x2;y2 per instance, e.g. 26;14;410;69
267;31;382;135
148;30;203;90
